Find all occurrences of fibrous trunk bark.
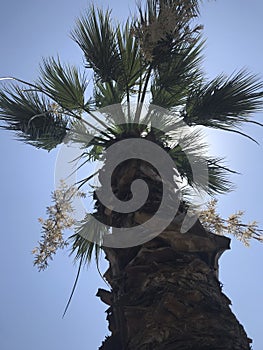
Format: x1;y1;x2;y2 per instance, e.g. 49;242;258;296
95;158;251;349
98;219;251;350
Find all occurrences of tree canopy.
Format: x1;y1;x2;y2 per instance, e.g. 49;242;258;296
1;0;263;268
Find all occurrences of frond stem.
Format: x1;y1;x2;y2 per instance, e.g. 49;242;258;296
135;65;152;123
62;256;83;318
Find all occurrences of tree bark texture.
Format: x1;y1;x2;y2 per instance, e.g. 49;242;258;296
98;218;252;350
95;158;252;350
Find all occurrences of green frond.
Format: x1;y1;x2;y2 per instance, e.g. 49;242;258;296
66;120;104;148
174;150;234;195
116;21;145;91
62;256;83;318
85;145;104;161
151;39;204;108
71;6;120;82
69;214;106;266
72;10;145;99
184;69;263;135
94;81;124;108
0;85;67;150
169;129;206;187
142;106;184;137
206;158;235;194
169;129;234;194
63;217;104;317
69;232;100;267
170;127;208;154
155;40;204;91
151;85;178;109
38;57;88;110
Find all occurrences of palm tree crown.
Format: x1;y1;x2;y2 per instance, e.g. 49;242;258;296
1;0;263;266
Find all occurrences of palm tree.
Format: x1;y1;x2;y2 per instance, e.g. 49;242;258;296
1;1;262;349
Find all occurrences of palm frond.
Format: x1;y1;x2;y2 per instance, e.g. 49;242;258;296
65;120;108;148
184;69;263;136
142;106;184;137
169;128;206;187
94;81;124;108
0;85;67;150
69;214;106;266
116;21;145;92
38;57;88;110
63;219;104;317
206;158;235;194
151;85;179;109
169;128;234;194
71;6;120;83
174;150;234;195
62;256;83;318
151;39;204;108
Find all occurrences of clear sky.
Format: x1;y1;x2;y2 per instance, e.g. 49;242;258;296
0;1;262;349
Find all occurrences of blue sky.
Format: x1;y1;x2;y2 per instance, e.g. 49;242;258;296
0;0;263;349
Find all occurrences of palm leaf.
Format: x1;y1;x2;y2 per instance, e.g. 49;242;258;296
151;39;204;108
94;81;124;108
116;21;145;92
184;70;263;136
71;6;120;83
63;217;104;317
173;149;234;195
69;214;107;266
38;57;88;110
206;158;235;194
62;256;84;318
0;85;68;150
168;128;234;194
65;120;109;148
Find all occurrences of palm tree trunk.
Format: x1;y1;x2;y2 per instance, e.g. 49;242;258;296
98;221;252;349
95;159;252;350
